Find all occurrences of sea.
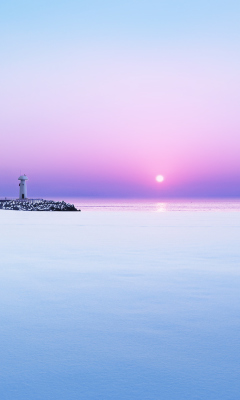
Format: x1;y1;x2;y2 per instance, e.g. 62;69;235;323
0;198;239;400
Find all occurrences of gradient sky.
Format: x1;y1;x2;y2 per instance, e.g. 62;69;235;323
1;0;240;197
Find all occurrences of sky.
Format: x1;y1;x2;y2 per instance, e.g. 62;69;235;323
0;0;240;198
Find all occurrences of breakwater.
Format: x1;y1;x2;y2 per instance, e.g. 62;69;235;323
0;200;79;211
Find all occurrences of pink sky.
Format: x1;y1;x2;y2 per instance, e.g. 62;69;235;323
1;4;240;197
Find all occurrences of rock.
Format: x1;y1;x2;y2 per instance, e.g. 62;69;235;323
0;200;80;212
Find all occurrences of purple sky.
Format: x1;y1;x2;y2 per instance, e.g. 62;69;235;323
1;1;240;198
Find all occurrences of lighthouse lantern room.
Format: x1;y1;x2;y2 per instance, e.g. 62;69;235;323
18;174;28;199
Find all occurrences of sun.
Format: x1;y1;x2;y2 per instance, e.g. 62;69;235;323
156;175;164;183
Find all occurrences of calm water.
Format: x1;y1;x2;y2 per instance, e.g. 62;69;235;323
0;199;240;399
61;197;240;212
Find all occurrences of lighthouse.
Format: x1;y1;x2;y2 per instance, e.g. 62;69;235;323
18;174;28;199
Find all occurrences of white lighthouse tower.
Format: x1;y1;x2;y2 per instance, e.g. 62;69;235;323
18;174;28;199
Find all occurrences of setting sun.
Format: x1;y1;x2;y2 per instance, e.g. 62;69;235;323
156;175;164;183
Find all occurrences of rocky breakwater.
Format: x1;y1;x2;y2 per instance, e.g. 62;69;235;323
0;200;79;211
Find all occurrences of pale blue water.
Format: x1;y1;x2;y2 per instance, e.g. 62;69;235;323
0;199;240;399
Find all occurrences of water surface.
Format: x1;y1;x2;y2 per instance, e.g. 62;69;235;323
0;199;239;399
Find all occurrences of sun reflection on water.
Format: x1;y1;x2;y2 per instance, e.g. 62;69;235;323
156;202;167;212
